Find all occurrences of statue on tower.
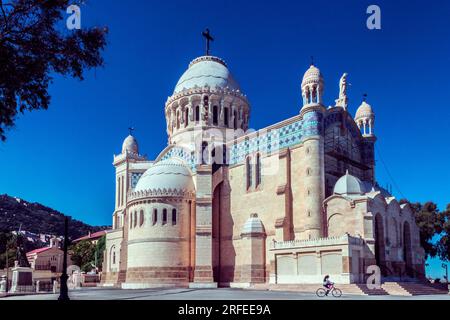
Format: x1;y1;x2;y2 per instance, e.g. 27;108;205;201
335;73;349;110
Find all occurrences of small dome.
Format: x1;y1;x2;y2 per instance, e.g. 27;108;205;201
334;171;365;195
134;158;195;194
241;213;265;236
122;135;139;154
355;101;374;120
174;56;240;94
302;64;323;86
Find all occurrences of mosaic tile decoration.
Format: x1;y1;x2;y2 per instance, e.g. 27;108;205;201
160;146;197;172
229;111;323;165
158;111;323;169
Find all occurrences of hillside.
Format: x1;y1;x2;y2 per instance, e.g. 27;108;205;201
0;194;109;240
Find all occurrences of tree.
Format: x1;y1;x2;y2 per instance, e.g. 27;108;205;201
0;231;15;268
436;204;450;261
70;240;95;272
0;231;35;268
94;235;105;271
400;200;443;258
0;0;108;140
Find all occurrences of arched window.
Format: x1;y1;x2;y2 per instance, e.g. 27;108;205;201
233;110;238;129
121;176;124;206
256;153;262;187
213;105;218;125
129;212;133;229
112;250;116;264
224;107;229;126
172;209;177;225
195;106;200;122
222;144;227;165
153;209;157;225
246;156;253;190
211;147;216;159
185;108;189;127
134;211;137;228
117;177;120;207
176;110;180;129
140;210;144;227
201;141;208;164
162;209;167;225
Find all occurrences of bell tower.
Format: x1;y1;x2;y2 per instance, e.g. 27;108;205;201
297;63;326;240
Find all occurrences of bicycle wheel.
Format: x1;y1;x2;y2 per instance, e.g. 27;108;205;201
332;288;342;297
316;288;327;297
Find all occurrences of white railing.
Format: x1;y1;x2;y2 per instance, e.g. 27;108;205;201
271;233;364;250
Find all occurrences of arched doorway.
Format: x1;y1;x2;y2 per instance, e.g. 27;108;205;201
374;214;386;274
403;221;413;276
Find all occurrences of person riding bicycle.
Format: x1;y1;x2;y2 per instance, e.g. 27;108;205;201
323;275;334;296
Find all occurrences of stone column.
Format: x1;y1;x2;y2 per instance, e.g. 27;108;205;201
189;165;217;288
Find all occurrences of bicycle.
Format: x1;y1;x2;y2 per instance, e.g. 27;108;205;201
316;285;342;297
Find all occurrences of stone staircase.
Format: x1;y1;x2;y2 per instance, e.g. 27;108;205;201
250;282;448;296
250;283;387;296
381;282;448;296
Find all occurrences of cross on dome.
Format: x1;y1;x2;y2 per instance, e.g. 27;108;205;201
202;28;214;56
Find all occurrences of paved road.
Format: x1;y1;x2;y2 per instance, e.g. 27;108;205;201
3;287;450;300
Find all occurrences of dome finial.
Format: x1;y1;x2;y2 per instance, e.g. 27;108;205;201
128;126;135;136
310;55;314;66
363;93;368;102
122;132;139;154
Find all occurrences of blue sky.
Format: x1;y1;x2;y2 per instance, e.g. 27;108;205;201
0;0;448;278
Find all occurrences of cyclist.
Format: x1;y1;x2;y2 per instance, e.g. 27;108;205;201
323;275;334;296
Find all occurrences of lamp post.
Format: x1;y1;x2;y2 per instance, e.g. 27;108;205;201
58;216;70;301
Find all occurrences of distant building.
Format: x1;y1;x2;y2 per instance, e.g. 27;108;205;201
72;230;107;245
26;238;70;273
12;230;62;246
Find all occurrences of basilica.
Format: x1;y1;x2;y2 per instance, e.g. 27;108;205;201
101;49;425;288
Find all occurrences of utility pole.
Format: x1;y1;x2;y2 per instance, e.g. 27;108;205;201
58;216;70;301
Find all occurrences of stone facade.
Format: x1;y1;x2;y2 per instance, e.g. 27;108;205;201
101;55;425;289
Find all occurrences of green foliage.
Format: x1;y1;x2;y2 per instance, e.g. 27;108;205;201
70;236;106;272
0;231;15;268
70;240;95;272
0;231;35;268
95;235;106;271
436;204;450;261
401;200;450;261
0;0;108;140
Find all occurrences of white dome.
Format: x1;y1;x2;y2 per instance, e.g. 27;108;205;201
134;158;194;194
302;65;323;86
174;56;240;94
333;171;365;195
241;213;265;236
355;101;374;120
122;135;139;154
